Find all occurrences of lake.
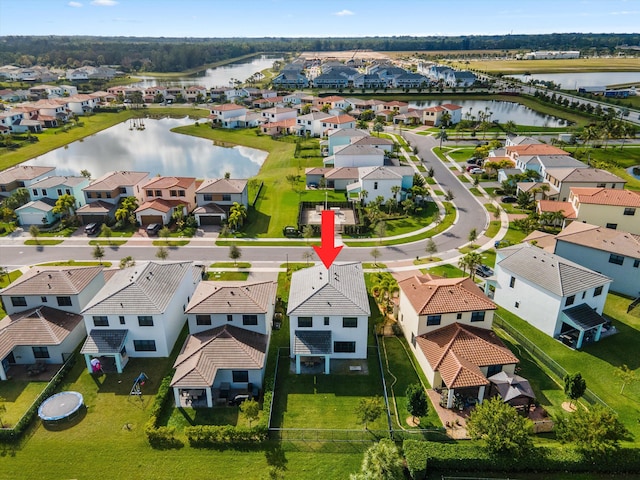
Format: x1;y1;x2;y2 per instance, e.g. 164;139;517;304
24;117;268;179
508;72;640;89
132;55;283;89
408;99;566;127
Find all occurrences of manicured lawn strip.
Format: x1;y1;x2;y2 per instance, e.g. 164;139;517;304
484;220;501;238
478;249;497;268
24;239;63;246
0;380;49;426
38;226;78;237
206;271;250;281
496;294;640;444
446;148;475;162
0;269;22;288
362;263;387;269
499;225;529;246
468;187;481;196
217;240;308;247
35;260;110;267
152;240;190;247
383;202;438;236
89;239;127;246
421;263;467;278
210;262;252;269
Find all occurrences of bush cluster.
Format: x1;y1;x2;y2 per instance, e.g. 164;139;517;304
402;440;428;479
144;372;183;449
184;424;268;447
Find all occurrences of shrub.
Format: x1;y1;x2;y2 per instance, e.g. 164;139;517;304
144;371;183;449
403;440;428;479
184;424;268;447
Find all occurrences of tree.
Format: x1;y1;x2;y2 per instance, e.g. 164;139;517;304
115;196;138;227
302;225;314;244
555;404;629;456
354;397;383;430
301;249;314;266
564;372;587;408
52;194;76;222
29;224;40;244
425;238;438;260
613;364;638;394
468;227;478;244
467;397;534;455
436;128;448;148
370;247;381;266
405;383;428;425
463;252;483;280
350;439;403;480
444;189;455;201
119;256;135;269
493;205;501;221
159;226;171;245
516;190;534;210
155;246;169;260
372;121;384;136
228;202;248;231
100;224;113;245
80;169;91;179
171;206;185;231
239;398;260;428
229;244;241;266
92;244;105;265
504;120;517;134
370;273;399;314
374;221;386;244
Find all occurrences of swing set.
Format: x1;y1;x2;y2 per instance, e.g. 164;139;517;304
130;372;149;398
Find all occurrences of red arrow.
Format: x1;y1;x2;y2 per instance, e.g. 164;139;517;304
313;210;343;269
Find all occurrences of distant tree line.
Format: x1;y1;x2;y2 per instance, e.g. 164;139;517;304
1;33;639;73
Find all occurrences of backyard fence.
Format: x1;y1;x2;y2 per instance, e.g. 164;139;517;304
493;314;611;410
373;334;394;435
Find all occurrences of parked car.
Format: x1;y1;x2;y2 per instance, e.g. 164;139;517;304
466;158;481;165
475;264;494;278
84;222;100;235
501;195;517;203
146;223;162;236
470;168;485;174
466;165;477;172
283;226;301;237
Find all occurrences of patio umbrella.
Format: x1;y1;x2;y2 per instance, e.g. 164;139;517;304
488;371;535;403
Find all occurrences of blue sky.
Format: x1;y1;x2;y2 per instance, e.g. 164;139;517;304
1;0;638;37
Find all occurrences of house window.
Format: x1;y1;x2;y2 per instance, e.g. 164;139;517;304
138;316;154;326
623;208;636;216
41;189;46;196
509;276;516;288
324;317;330;326
203;194;213;202
343;317;358;328
170;190;177;197
133;340;156;352
65;189;71;195
56;296;72;307
427;315;441;326
596;183;606;188
146;190;153;197
57;189;63;195
298;317;312;328
154;190;162;197
470;311;486;322
41;296;47;303
606;223;618;230
515;301;520;308
178;190;185;197
120;187;127;194
106;192;111;199
96;193;102;198
10;297;27;307
411;332;416;347
196;314;212;326
594;286;603;297
486;364;502;377
374;181;378;190
222;194;231;201
32;346;50;359
634;259;640;268
32;189;38;196
609;254;624;266
119;316;126;325
227;314;233;322
93;316;109;327
232;370;249;383
243;314;258;326
565;295;575;307
334;341;356;353
456;313;462;320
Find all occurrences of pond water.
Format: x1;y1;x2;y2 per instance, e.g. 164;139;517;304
508;72;640;89
24;117;267;179
408;99;566;127
132;55;283;89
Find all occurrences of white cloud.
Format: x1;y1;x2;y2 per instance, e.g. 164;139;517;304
91;0;118;6
68;1;83;7
333;9;354;16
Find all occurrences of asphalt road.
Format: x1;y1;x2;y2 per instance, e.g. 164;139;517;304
0;134;488;270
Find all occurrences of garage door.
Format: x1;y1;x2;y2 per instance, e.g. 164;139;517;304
79;214;105;225
140;215;163;225
19;212;47;226
199;215;221;226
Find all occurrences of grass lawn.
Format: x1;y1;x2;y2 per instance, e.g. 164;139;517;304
422;264;466;278
152;240;190;247
484;220;501;238
206;271;250;281
468;187;482;196
0;269;22;288
35;260;110;267
210;262;251;269
566;146;640;191
0;379;50;427
89;239;128;246
362;263;387;270
24;239;63;246
383;202;438;237
499;225;529;246
38;225;78;237
445;148;475;162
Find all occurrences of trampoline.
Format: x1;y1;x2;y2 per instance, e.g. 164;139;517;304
38;391;84;424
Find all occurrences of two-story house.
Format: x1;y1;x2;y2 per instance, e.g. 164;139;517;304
346;166;414;204
568;187;640;235
80;261;202;373
209;104;248;128
0;165;55;198
169;280;277;407
328;144;386;168
135;176;197;226
287;263;370;374
296;112;332;137
193;178;248;226
542;168;626;202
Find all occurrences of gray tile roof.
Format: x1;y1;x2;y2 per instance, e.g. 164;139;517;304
15;198;57;212
81;261;200;315
294;330;332;355
334;144;383;156
287;262;370;316
359;166;403;180
170;324;267;388
196;178;248;194
1;266;103;296
81;329;128;354
186;281;277;314
497;244;612;297
562;303;607;330
28;175;87;189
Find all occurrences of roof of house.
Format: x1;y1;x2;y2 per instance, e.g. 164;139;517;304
571;187;640;207
196;178;247;194
334;144;384;156
415;323;518;389
545;167;625;184
497;243;612;297
193;203;226;215
0;165;55;185
83;171;149;191
28;175;87;189
141;176;196;190
359;166;404;180
15;198;57;212
186;281;276;314
287;262;370;317
350;136;394;147
555;222;640;259
323;114;356;124
76;200;114;214
399;274;496;315
327;128;369;139
441;103;463;111
170;324;267;388
1;266;103;296
506;144;569;156
213;103;246;111
537;200;577;219
0;307;84;361
522;230;557;252
82;261;200;315
325;167;360;180
135;198;186;213
507;135;541;146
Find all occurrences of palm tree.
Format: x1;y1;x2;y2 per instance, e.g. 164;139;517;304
462;252;483;280
391;185;401;203
156;246;169;260
370;274;399;314
504;120;517;135
436;128;448;148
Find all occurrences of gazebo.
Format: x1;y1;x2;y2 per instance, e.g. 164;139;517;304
488;371;536;409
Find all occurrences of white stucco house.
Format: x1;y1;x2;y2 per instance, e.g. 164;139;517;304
491;243;613;349
194;178;248;226
287;262;370;374
327;144;386;168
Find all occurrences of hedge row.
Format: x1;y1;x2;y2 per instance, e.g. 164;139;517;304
144;371;183;449
184;424;268;447
0;355;77;443
402;440;428;480
406;442;640;476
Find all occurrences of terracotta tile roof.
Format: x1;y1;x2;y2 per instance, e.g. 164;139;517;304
506;144;569;156
522;230;557;252
398;274;496;315
424;106;446;112
142;176;196;190
384;100;408;107
415;323;518;389
186;281;277;314
571;187;640;207
170;324;267;388
135;198;186;213
1;266;103;296
538;200;577;219
441;103;463;110
84;171;149;191
323;114;356;124
196;178;247;194
214;103;246;111
0;307;84;361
